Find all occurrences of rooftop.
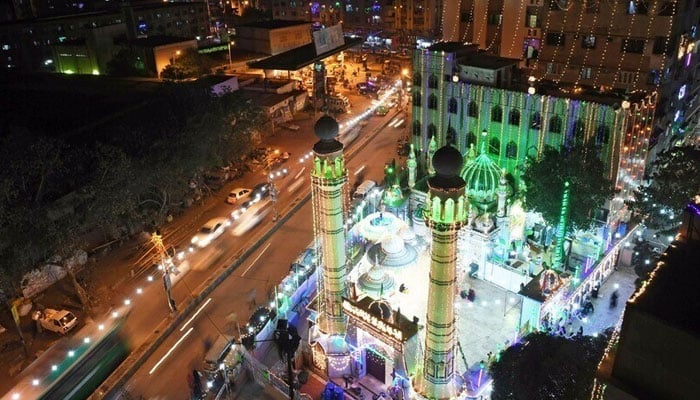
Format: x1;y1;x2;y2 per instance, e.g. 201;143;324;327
459;53;520;70
129;35;195;47
248;36;363;71
237;19;310;30
427;41;478;54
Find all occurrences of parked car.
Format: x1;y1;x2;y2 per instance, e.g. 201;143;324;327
226;188;251;205
32;308;78;335
191;217;229;248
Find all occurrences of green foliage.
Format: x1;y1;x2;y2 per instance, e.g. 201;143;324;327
490;332;607;400
627;145;700;230
161;48;216;80
106;48;147;77
631;239;660;279
522;145;614;230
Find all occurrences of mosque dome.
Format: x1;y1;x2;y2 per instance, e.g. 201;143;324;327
368;299;394;320
460;148;502;210
314;115;339;140
429;146;465;189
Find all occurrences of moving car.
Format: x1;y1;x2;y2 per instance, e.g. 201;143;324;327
252;182;271;199
226;188;251;205
191;217;229;248
32;308;78;335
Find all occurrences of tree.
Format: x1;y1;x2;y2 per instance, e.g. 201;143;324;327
631;239;660;279
627;145;700;230
522;145;614;230
106;48;147;77
490;332;607;400
161;49;215;80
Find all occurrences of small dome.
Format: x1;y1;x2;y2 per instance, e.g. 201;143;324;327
369;299;393;320
433;146;463;177
460;152;502;209
314;115;339;140
381;235;405;254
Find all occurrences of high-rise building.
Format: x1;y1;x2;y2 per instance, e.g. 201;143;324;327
310;115;349;337
414;145;467;399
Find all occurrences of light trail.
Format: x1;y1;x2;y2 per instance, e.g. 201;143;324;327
148;327;194;375
293;167;306;180
354;165;366;176
241;243;271;277
179;297;212;332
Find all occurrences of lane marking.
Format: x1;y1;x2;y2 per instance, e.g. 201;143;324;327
294;167;306;180
354;165;366;176
180;297;212;332
241;243;271;277
149;327;194;375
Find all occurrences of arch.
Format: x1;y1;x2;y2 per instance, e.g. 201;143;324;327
530;112;542;129
468;101;478;117
466;131;477;148
413;91;422;106
506;141;518;159
489;137;501;156
491;106;503;122
412;120;421;136
448;97;458;114
596;124;611;146
413;72;422;86
428;94;438;109
508;109;521;126
569;118;585;146
428;74;438;89
428;123;437;138
446;126;457;145
549;115;562;134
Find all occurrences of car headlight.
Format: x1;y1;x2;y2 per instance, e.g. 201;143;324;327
191;237;199;244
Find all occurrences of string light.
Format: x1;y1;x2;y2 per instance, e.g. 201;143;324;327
474;0;489;46
592;0;619;88
611;1;638;89
652;1;677;91
507;0;526;59
461;0;475;43
631;1;658;90
532;0;555;76
573;1;600;87
555;1;586;84
484;0;506;53
546;0;573;81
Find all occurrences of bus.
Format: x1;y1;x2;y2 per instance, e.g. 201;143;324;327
1;309;130;400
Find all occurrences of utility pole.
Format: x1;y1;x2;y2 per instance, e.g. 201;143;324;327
152;231;178;314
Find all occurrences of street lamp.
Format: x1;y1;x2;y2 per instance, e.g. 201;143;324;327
228;41;235;70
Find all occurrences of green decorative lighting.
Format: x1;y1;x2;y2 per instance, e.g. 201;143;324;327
460;131;502;212
552;181;570;271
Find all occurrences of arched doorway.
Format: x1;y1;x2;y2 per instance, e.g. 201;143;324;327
365;347;387;383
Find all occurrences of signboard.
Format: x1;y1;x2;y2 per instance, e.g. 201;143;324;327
313;24;345;55
342;298;403;342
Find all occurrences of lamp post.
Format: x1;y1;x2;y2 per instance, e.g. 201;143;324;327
151;231;178;314
228;40;234;70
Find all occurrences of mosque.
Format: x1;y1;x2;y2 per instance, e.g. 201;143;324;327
305;113;627;399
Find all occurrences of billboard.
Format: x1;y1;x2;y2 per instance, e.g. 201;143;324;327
312;24;345;55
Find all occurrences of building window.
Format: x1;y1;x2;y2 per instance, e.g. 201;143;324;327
546;32;566;46
569;119;585;146
580;67;593;79
466;131;477;148
549;115;562;134
428;74;438;88
653;36;668;54
508;109;521;126
506;141;518;158
621;38;645;54
585;0;600;13
428;123;437;138
531;112;542;129
468;101;478;117
491;106;503;122
448;98;458;114
549;0;568;10
489;137;501;155
428;94;438;109
582;34;596;49
413;72;422;86
413;91;422;106
446;126;457;145
617;71;637;84
413;121;421;136
596;125;610;146
489;13;503;25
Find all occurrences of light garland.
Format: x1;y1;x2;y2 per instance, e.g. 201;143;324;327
532;0;554;76
573;1;600;87
555;1;586;84
461;0;475;43
652;1;677;91
592;0;618;88
611;1;638;89
545;0;572;81
484;0;506;53
631;1;658;90
474;0;489;46
328;354;352;371
507;0;526;59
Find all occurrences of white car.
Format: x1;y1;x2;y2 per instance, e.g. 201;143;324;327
191;217;230;248
226;188;251;205
32;308;78;335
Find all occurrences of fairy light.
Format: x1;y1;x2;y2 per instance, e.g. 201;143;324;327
474;0;488;46
653;1;677;91
507;0;526;59
442;0;462;41
592;0;619;88
532;0;555;75
546;0;573;81
632;1;658;90
611;1;638;89
555;1;586;84
484;0;507;52
573;1;600;87
461;0;475;42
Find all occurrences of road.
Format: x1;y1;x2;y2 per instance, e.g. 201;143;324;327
120;99;408;397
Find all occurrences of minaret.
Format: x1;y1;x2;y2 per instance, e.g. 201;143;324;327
310;116;348;336
415;146;467;399
427;134;437;175
496;169;508;219
408;144;417;190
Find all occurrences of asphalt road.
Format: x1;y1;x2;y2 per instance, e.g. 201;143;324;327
121;97;408;398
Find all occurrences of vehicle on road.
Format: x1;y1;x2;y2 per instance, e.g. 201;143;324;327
252;182;271;199
269;167;289;180
374;106;389;116
353;180;377;200
32;308;78;335
226;188;251;205
191;218;229;248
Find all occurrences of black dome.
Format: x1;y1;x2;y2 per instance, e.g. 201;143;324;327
314;115;339;140
433;146;463;177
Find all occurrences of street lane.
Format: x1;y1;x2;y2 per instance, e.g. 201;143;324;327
124;106;406;398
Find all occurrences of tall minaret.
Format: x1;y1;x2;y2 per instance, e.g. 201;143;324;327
311;116;348;336
408;144;417;190
415;145;468;399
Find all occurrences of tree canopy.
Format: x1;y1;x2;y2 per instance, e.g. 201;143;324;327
521;145;614;230
490;332;607;400
161;49;216;80
106;48;147;77
627;145;700;230
0;86;261;295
